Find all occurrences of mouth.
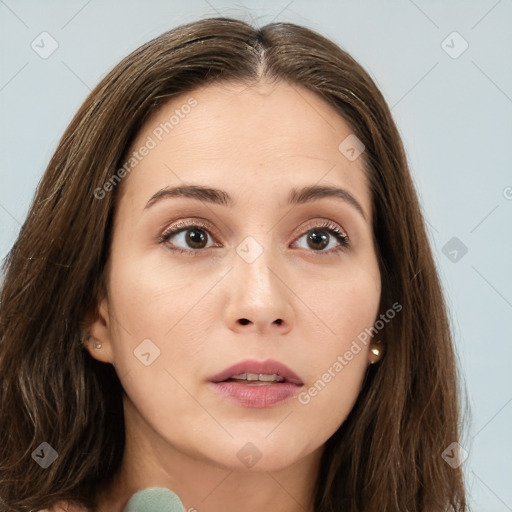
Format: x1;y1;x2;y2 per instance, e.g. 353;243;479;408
208;358;304;386
208;359;304;408
223;373;287;385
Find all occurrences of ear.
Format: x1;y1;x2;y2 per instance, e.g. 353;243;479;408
83;297;115;364
368;341;384;365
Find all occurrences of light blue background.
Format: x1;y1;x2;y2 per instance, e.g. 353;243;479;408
1;1;511;510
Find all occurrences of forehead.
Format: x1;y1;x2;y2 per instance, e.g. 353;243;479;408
120;80;371;218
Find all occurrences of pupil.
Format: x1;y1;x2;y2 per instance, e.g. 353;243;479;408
308;231;328;250
186;229;207;248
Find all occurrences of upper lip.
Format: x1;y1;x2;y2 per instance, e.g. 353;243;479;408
208;358;303;386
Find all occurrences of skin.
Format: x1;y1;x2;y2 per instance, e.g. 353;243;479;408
86;79;382;512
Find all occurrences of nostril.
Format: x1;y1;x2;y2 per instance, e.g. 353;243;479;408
239;318;251;325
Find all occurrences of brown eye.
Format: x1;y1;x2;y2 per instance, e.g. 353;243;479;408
293;221;350;254
160;221;218;253
181;227;209;249
306;230;330;251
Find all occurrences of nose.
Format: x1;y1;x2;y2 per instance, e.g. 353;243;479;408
223;245;294;336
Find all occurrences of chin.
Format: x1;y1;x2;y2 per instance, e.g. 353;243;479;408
204;438;314;474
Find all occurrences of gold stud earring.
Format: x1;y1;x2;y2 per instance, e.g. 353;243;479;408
369;346;381;364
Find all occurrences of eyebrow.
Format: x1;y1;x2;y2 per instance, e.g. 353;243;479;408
144;184;367;222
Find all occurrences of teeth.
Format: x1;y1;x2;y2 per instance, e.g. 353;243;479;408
230;373;285;382
257;373;284;382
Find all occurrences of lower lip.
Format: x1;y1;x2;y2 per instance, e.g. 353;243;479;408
209;381;302;408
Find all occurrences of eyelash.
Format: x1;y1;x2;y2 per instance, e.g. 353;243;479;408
158;219;350;256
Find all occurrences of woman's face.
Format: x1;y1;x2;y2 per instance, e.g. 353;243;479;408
89;80;382;473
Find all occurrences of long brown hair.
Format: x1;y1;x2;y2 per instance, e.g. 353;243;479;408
0;17;467;511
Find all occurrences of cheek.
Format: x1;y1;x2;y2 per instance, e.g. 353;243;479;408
103;259;215;441
106;249;218;354
303;258;381;352
293;267;379;424
103;252;224;418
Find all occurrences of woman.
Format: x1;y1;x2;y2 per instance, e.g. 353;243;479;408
0;16;467;512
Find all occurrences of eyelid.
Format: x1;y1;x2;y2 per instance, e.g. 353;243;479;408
297;218;349;240
159;218;219;242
